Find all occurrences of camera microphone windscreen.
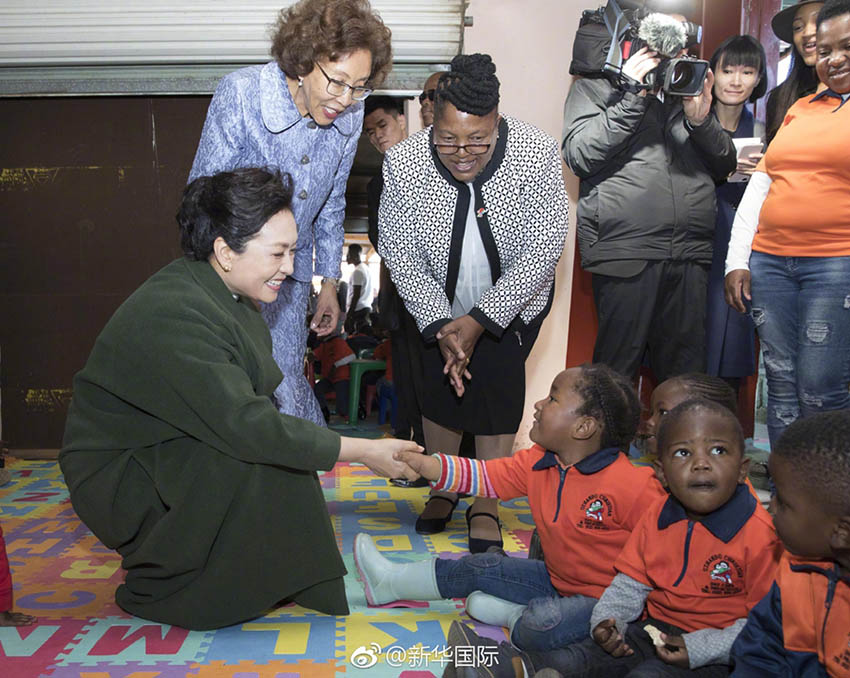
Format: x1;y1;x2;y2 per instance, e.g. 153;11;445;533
637;13;687;57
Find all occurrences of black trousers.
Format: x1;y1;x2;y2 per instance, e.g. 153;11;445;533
591;261;709;384
391;306;426;445
314;379;349;417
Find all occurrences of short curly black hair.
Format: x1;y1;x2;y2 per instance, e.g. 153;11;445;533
818;0;850;28
271;0;393;87
773;410;850;515
670;373;738;415
433;53;500;121
656;398;745;459
574;363;642;450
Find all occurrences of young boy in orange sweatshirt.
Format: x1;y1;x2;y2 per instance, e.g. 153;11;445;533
731;409;850;678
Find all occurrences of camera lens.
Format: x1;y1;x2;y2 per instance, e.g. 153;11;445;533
670;61;694;90
662;58;709;96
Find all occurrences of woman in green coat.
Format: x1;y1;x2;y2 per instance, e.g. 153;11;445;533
60;168;420;630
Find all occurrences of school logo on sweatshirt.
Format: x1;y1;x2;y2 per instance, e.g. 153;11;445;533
577;494;613;530
701;554;744;595
710;561;733;584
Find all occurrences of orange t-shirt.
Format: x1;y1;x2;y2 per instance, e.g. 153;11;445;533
485;445;666;599
754;89;850;257
615;485;783;633
313;337;354;383
373;340;392;382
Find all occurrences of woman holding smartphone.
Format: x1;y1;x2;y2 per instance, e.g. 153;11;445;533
704;35;767;389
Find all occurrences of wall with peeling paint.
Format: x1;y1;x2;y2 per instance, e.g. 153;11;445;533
0;96;210;447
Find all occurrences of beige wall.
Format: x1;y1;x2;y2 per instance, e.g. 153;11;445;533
465;0;585;449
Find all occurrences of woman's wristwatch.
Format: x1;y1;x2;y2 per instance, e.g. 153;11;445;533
320;277;339;290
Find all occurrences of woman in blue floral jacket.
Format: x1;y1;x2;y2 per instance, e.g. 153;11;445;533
189;0;392;424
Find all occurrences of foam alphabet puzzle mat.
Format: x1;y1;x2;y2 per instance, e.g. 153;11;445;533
1;460;535;677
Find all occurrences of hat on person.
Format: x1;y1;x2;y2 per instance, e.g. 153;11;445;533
771;0;824;43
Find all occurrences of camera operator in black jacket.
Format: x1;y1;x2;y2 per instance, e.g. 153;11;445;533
563;32;736;383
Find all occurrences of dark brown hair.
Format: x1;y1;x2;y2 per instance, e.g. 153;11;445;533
765;53;818;145
271;0;393;87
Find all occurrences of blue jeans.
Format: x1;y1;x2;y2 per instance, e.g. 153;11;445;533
522;618;729;677
436;552;597;651
749;252;850;448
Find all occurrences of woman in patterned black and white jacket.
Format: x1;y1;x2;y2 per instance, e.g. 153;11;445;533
378;54;570;553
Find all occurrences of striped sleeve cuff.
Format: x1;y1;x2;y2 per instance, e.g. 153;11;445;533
433;454;499;498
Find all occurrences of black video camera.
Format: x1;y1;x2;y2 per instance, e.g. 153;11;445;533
570;0;709;96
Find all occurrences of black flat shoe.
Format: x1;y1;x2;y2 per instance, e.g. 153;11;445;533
390;475;431;488
415;494;459;534
466;506;503;554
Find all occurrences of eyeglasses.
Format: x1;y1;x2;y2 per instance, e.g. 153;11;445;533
315;63;373;101
433;141;494;156
433;127;498;156
418;89;436;104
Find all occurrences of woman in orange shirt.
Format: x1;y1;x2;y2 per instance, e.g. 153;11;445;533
724;0;850;448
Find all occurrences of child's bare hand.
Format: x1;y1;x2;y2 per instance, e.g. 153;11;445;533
592;619;633;656
361;440;423;479
0;610;37;626
656;633;689;667
393;450;440;482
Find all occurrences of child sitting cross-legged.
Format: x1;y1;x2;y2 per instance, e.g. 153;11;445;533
730;409;850;678
354;363;666;652
443;398;783;678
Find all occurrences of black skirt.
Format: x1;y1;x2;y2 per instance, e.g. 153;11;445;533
419;313;545;435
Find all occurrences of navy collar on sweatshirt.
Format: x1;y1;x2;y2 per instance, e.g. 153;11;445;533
532;446;622;474
810;87;849;111
790;560;850;586
658;483;756;543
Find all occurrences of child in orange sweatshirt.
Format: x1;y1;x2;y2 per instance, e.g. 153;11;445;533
443;398;782;677
731;409;850;678
355;364;665;652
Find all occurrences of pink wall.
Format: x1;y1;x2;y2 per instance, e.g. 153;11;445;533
465;0;584;449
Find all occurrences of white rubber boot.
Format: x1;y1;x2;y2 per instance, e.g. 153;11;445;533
465;590;526;633
353;533;441;605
